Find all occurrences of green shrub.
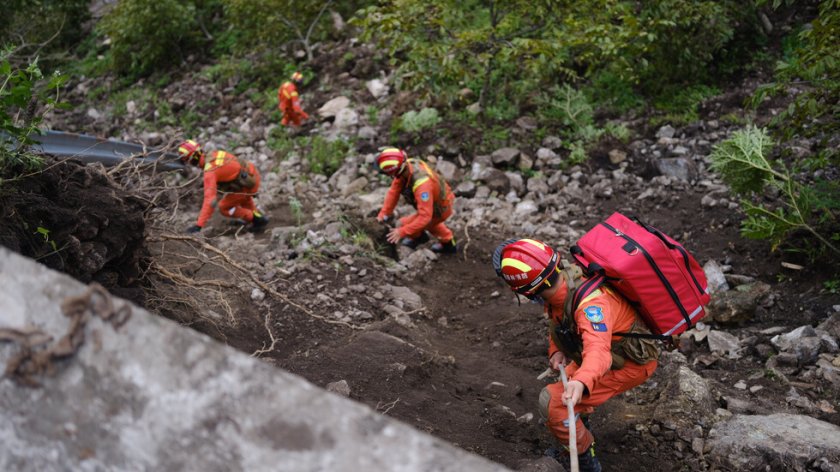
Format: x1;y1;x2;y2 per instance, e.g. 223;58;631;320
223;0;371;57
0;0;90;67
750;0;840;159
398;108;441;133
585;69;644;114
710;126;839;258
636;0;756;91
652;85;720;125
1;53;67;178
305;136;351;176
604;122;631;142
100;0;200;77
267;126;296;156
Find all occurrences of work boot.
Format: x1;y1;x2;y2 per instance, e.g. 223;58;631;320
250;212;269;232
400;232;429;249
430;239;457;254
578;444;602;472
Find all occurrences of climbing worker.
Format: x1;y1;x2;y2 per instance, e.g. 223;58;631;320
277;71;309;127
375;147;457;254
177;139;268;233
492;238;662;472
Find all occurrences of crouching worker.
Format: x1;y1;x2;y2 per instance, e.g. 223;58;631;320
375;147;456;254
493;238;661;472
177;139;268;233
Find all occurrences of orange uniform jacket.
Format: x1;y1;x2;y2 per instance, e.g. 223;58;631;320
378;159;454;238
278;81;309;125
198;151;257;227
546;286;640;393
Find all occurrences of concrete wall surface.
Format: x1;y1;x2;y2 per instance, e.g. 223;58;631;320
0;248;510;472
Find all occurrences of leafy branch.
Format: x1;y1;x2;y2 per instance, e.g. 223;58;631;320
710;126;839;257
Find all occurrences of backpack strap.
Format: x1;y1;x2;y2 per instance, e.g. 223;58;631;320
564;267;669;340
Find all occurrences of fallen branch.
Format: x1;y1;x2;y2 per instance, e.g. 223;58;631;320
156;233;362;330
376;397;400;415
462;218;473;261
251;309;279;357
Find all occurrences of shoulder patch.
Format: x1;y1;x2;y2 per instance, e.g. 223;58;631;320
420;191;430;202
583;306;604;323
591;322;608;332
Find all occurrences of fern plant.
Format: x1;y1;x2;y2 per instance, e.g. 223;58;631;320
710;126;839;257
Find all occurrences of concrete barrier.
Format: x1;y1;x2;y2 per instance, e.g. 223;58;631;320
0;247;509;472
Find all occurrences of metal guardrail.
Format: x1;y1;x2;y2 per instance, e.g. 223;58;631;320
24;130;185;171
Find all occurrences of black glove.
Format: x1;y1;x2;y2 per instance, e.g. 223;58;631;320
186;224;202;234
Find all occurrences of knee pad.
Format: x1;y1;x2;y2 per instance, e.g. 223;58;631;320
538;387;551;421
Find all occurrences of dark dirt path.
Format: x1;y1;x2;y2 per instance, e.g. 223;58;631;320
256;228;677;471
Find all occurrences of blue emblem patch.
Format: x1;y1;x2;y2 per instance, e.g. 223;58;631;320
591;322;608;332
584;306;604;323
420;191;430;202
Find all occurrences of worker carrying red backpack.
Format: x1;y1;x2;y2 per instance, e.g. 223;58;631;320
492;213;710;471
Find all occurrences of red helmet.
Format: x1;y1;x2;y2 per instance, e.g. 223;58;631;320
291;71;303;83
493;238;561;295
377;147;407;177
177;139;204;166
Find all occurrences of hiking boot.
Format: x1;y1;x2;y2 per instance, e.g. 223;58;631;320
250;212;269;232
543;447;564;462
400;232;429;249
578;444;602;472
430;239;457;254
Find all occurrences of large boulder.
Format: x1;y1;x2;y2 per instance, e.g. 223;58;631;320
478;168;511;195
318;96;351;119
707;414;840;471
0;248;508;472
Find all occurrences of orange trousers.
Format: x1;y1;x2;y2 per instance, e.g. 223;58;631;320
218;174;261;223
281;111;308;127
541;359;657;454
400;211;454;243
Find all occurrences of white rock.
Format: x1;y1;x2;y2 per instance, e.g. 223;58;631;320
318;96;351;118
365;79;389;99
656;125;676;139
250;288;266;302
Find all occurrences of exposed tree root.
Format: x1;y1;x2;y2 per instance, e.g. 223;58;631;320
154;234;363;330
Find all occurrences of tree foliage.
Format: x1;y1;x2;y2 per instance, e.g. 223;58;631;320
0;50;67;177
0;0;90;66
222;0;370;59
751;0;839;156
100;0;201;77
351;0;758;111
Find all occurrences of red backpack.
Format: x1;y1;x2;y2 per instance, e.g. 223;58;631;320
569;212;710;340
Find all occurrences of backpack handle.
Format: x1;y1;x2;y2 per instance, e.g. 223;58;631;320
629;215;678;250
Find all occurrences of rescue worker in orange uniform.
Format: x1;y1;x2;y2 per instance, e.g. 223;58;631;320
278;71;309;127
375;148;457;253
177;139;268;233
493;238;661;472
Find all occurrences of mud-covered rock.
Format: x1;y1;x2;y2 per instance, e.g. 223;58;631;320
0;159;145;302
707;282;771;324
647;352;714;440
